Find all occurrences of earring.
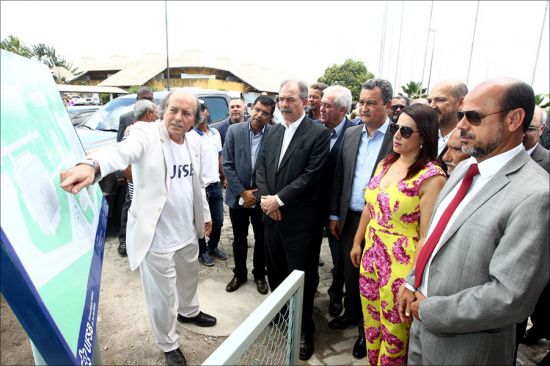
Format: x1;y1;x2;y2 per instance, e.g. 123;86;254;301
420;143;423;149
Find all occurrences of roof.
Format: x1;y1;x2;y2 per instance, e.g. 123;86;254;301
57;84;128;94
72;55;131;74
96;50;298;93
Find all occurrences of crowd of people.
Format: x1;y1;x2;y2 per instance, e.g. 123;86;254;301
60;76;549;366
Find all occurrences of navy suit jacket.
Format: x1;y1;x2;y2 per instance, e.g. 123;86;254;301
222;122;270;209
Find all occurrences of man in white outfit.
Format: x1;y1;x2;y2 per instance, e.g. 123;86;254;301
60;91;216;366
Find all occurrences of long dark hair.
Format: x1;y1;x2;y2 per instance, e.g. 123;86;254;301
383;104;439;180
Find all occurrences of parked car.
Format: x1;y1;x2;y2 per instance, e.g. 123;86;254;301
70;95;86;105
75;87;231;231
66;105;101;126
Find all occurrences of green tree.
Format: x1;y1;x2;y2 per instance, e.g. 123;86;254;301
400;81;428;99
318;59;374;101
535;93;550;111
0;35;32;58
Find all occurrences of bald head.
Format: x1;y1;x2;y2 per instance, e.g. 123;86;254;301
428;80;468;131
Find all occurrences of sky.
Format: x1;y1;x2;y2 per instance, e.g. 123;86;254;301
1;1;549;95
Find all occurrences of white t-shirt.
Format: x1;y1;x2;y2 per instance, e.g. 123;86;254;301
150;139;196;253
194;127;222;185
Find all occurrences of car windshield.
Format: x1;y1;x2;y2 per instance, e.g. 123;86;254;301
82;97;135;131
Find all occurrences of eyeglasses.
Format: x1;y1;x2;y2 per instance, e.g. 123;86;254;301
457;108;515;126
391;105;406;112
389;123;420;139
252;106;271;118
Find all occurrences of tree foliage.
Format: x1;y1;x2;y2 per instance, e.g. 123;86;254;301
317;59;374;101
535;93;550;111
1;35;80;83
400;81;428;99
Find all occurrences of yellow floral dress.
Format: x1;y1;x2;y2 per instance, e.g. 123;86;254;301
360;160;445;366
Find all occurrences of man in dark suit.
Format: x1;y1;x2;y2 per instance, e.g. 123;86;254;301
328;78;395;359
116;86;153;256
316;85;357;319
222;95;275;295
256;80;330;361
211;97;247;146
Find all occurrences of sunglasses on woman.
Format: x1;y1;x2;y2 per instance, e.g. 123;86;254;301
389;123;420;139
456;108;515;126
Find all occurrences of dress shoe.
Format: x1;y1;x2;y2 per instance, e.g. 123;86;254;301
255;278;269;295
177;311;216;327
198;252;214;266
328;296;343;317
118;241;127;256
164;348;186;366
352;335;367;359
521;327;547;345
226;276;246;292
328;315;358;329
208;247;228;260
299;333;314;361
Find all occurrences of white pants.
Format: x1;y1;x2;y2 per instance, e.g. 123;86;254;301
139;243;200;352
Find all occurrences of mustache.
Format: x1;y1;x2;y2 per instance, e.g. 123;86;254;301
280;108;292;113
460;130;475;139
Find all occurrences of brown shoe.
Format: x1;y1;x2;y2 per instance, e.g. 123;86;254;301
255;278;269;295
226;276;246;292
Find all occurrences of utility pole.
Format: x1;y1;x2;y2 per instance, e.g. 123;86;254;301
394;1;405;90
165;0;170;91
532;1;549;85
378;1;389;76
421;1;434;85
427;29;436;91
466;1;480;85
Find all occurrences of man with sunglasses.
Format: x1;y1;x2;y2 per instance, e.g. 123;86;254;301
328;78;394;359
399;78;549;365
427;80;468;156
390;95;410;123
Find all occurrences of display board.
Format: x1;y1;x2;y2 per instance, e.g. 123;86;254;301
0;50;107;365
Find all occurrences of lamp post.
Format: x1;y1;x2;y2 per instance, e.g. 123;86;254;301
164;0;170;91
427;28;436;91
421;1;434;86
466;1;480;85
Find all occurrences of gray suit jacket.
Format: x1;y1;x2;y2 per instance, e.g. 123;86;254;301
222;122;270;209
329;122;393;235
531;143;550;173
406;151;549;365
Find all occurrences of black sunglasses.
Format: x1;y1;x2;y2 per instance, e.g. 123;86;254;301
457;108;515;126
389;123;420;139
391;105;406;112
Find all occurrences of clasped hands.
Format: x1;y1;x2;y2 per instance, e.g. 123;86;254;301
260;195;281;221
397;285;426;324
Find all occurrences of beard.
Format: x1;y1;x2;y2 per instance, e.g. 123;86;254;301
461;123;504;158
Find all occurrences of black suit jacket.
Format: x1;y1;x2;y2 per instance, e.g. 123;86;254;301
330;121;393;235
256;116;330;231
117;111;135;142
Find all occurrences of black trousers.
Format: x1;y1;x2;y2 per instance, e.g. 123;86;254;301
118;184;131;245
339;210;365;337
229;206;266;281
264;222;321;336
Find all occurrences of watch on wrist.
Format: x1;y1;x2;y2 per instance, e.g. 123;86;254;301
77;159;102;184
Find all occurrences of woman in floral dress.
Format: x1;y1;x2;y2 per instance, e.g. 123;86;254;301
350;104;447;366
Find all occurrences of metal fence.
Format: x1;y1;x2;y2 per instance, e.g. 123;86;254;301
203;270;304;366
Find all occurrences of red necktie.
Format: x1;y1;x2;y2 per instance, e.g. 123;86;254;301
414;163;480;288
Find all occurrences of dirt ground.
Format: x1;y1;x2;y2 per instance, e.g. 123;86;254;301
1;208;548;365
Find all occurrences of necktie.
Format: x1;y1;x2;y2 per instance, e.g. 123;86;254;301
414;163;480;288
330;129;337;139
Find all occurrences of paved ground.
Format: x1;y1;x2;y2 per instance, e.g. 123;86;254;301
1;211;548;365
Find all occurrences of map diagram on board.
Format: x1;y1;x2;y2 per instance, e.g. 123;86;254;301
1;50;105;361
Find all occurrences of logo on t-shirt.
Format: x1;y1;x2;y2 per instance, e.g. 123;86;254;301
170;164;193;179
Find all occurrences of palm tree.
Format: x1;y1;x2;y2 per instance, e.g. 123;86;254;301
400;81;428;99
535;93;550;111
0;35;32;58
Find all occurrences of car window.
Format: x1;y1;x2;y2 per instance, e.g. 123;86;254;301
203;97;229;124
84;97;135;131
